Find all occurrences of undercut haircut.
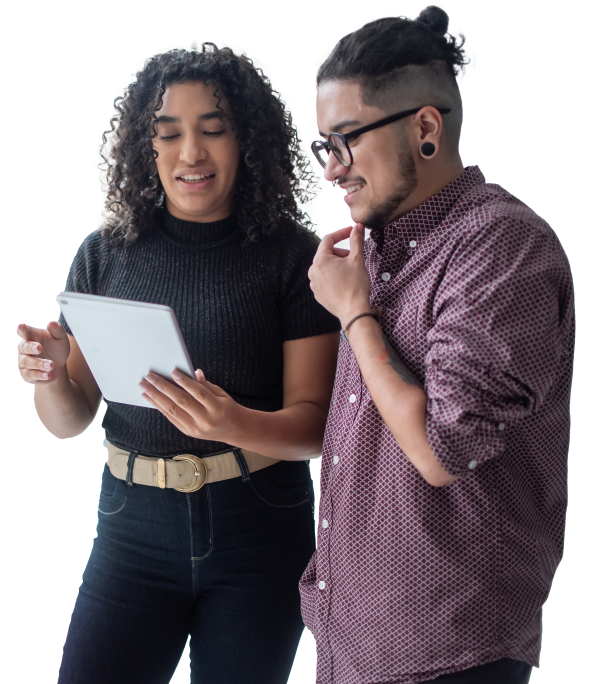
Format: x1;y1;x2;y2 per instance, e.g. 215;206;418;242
317;6;468;148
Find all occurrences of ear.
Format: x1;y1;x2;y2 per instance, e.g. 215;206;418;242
415;106;444;159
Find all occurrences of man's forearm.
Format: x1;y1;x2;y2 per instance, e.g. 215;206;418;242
223;316;458;486
345;316;457;487
230;402;328;461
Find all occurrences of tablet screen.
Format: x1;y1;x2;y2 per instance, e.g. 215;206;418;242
57;292;195;408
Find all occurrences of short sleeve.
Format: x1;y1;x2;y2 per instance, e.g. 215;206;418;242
278;227;341;341
424;212;574;477
58;230;110;335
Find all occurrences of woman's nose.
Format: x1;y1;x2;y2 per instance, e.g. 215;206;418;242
179;135;208;165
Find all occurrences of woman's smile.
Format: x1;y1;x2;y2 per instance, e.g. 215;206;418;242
177;174;215;192
153;82;240;223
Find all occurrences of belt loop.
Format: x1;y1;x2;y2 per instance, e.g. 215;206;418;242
126;450;139;487
233;448;251;483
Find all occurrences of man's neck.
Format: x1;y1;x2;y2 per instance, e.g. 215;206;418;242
390;157;465;222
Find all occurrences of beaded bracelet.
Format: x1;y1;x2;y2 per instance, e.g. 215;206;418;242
341;309;381;342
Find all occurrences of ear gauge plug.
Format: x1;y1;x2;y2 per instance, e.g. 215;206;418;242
421;142;436;157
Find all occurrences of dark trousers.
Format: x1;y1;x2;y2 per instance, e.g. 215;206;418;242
58;452;316;684
420;657;532;683
58;449;532;684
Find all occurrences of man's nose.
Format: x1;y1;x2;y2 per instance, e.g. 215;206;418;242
323;151;347;182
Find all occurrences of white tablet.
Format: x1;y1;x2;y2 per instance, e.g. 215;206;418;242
57;292;195;409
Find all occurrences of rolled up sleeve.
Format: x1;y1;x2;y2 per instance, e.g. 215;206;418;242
424;214;569;476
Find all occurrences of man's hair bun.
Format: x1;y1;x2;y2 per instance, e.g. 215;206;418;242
416;6;449;36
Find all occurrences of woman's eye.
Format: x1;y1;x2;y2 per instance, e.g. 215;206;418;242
160;131;225;140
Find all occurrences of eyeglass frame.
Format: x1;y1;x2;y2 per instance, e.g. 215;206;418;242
311;106;451;169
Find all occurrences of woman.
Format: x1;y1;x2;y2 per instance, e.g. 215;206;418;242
17;44;339;684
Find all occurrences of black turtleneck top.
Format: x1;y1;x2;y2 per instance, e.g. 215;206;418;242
58;210;340;456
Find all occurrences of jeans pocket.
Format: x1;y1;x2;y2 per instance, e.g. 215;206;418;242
98;464;128;515
247;460;314;509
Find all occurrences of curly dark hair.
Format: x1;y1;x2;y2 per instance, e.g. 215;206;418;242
101;43;317;244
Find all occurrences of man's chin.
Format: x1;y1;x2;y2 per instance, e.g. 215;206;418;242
352;217;389;230
348;203;373;228
352;208;389;230
348;208;365;226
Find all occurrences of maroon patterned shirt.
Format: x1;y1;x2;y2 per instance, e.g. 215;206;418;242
300;167;575;683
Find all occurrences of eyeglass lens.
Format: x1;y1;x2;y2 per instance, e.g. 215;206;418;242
312;136;352;168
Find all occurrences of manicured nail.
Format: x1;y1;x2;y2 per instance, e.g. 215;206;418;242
33;344;41;353
42;372;49;379
146;374;157;384
43;361;52;370
172;369;182;380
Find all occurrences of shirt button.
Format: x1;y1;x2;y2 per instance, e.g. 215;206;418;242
319;581;326;590
349;394;357;403
498;423;506;431
381;272;391;281
333;455;340;465
322;519;329;529
468;460;477;470
409;240;417;248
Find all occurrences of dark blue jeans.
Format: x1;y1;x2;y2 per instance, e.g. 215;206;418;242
58;451;316;684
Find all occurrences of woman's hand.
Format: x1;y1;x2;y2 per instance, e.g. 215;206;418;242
17;322;71;385
139;369;245;443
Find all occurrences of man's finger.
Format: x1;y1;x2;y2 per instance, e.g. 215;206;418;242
323;225;353;245
319;226;354;254
349;223;366;258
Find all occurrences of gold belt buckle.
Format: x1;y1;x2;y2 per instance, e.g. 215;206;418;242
173;454;208;493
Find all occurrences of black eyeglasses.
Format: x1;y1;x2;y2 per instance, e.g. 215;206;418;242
311;106;451;169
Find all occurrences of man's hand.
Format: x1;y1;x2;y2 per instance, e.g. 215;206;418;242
308;223;372;326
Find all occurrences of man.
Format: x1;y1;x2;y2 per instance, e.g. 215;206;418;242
302;6;574;684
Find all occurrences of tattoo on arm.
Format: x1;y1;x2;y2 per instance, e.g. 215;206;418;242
379;330;423;388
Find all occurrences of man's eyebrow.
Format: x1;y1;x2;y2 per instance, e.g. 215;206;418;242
319;118;361;136
156;110;222;124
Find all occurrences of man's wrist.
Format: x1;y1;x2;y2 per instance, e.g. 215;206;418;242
340;303;376;342
339;302;374;329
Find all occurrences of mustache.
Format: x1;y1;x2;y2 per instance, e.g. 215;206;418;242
335;175;366;187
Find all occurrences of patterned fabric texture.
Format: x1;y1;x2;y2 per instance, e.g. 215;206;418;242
299;167;575;683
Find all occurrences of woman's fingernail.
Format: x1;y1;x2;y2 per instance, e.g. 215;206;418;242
43;361;52;370
146;374;156;384
32;344;40;353
172;369;182;380
41;373;49;379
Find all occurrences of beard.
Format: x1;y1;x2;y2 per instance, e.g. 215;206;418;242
362;146;418;229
